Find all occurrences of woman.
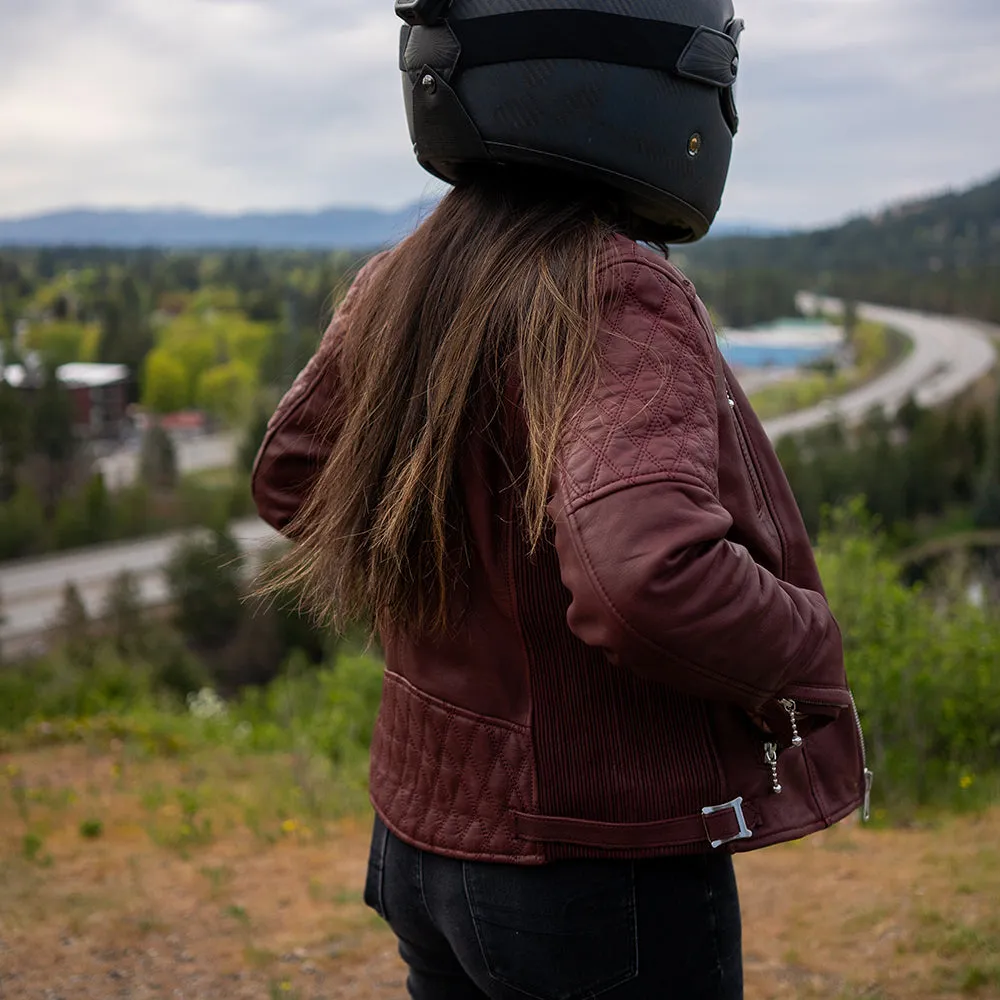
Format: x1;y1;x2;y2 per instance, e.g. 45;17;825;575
253;1;869;996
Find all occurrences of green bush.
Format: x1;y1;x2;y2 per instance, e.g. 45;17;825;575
0;645;157;730
817;502;1000;812
0;639;385;775
231;651;383;764
0;483;48;559
3;502;997;819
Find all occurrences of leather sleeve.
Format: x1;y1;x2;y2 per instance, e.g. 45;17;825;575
548;257;845;714
251;253;387;534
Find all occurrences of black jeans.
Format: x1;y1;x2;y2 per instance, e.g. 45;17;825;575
364;816;743;999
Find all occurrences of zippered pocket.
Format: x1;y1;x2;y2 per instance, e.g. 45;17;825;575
758;693;874;823
761;697;805;794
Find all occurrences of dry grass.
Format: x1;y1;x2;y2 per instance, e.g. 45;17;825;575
1;746;998;999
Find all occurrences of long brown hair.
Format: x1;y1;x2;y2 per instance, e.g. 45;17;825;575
269;170;620;635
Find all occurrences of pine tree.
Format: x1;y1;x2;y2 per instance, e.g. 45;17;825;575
103;570;146;656
972;386;1000;529
58;581;93;667
166;530;244;652
139;423;178;492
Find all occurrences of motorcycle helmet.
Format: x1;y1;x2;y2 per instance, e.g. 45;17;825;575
396;0;744;243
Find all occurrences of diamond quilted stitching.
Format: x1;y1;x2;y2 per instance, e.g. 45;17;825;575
559;257;718;509
370;671;541;863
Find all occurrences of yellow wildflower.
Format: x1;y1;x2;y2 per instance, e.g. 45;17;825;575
281;819;299;835
960;774;974;790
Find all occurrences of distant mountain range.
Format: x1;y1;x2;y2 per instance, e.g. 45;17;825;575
0;205;430;250
0;204;778;250
5;171;995;258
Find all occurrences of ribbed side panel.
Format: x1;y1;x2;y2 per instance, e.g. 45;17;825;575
512;530;725;856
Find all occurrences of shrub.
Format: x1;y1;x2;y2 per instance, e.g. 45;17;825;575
232;650;384;764
166;529;244;651
817;502;1000;811
0;645;156;730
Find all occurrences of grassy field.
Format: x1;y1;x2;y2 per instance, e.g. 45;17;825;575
2;745;998;1000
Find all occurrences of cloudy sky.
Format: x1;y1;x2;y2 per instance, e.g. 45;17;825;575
1;0;999;228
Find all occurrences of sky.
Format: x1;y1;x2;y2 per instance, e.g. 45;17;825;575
1;0;998;228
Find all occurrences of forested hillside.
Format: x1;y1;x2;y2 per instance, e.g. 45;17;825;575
0;247;367;407
681;172;1000;325
0;248;368;559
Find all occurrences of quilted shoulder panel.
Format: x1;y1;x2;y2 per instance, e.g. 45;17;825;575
557;255;720;511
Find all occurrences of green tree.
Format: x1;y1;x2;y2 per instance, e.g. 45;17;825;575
842;299;859;350
195;360;255;425
973;386;1000;529
98;275;153;379
58;581;93;668
103;570;146;657
142;349;188;413
0;378;28;501
30;364;75;464
0;483;47;559
139;424;178;492
24;321;98;367
817;501;1000;808
54;473;113;549
166;530;245;652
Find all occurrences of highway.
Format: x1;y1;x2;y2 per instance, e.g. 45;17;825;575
765;298;998;441
1;300;997;653
0;519;279;656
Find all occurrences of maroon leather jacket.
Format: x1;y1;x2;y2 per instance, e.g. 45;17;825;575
253;235;869;864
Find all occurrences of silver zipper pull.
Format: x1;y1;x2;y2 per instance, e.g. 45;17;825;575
726;390;736;408
778;698;803;747
863;769;874;822
765;742;782;794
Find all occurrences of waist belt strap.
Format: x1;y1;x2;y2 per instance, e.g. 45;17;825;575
513;796;756;851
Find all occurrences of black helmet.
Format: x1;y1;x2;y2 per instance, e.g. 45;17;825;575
396;0;743;243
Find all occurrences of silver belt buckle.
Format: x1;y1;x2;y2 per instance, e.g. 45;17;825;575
702;796;753;849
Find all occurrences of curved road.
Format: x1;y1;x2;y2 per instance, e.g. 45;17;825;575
765;298;998;441
2;301;997;653
0;519;279;656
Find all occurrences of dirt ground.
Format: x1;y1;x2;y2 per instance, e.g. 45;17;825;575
1;747;998;1000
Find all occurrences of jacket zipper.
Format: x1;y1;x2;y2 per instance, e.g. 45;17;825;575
726;386;766;515
763;698;803;794
849;690;874;821
763;694;874;823
726;382;787;577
